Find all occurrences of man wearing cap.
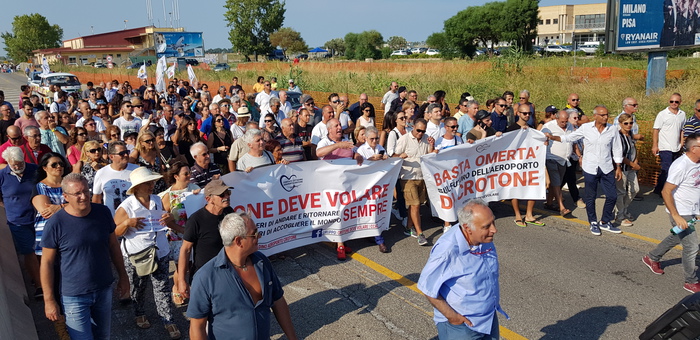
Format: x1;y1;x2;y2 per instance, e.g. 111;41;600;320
456;99;479;138
92;141;139;215
381;82;399;115
387;87;408;115
287;79;301;93
177;179;234;299
299;94;323;126
131;97;150;122
231;106;250;140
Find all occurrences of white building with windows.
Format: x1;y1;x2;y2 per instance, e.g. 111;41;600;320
537;3;606;46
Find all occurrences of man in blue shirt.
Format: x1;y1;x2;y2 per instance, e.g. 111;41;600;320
418;200;508;340
490;97;508;133
187;212;297;340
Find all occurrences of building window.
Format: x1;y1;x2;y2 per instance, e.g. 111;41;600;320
546;19;551;25
538;20;544;25
553;19;558;24
575;13;605;29
116;54;122;58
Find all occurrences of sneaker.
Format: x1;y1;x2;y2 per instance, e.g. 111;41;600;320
392;208;402;220
684;282;700;293
599;221;622;234
576;199;586;208
590;222;601;236
34;287;43;301
417;233;429;246
620;219;634;227
403;227;417;238
642;255;664;275
443;225;452;233
402;217;408;228
337;246;347;261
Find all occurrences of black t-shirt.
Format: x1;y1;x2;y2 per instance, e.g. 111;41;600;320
0;118;16;143
294;123;314;160
505;122;533;132
183;206;235;272
229;85;243;96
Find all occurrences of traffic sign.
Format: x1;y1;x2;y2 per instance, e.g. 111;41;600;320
107;62;113;69
106;55;113;62
57;53;62;59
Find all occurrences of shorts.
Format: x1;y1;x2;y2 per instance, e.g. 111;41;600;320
9;223;36;255
546;160;567;188
400;180;427;206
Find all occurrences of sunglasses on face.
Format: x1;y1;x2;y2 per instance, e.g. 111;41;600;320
519;112;532;115
416;129;426;133
265;120;273;123
113;150;130;157
77;133;87;137
447;125;458;129
622;122;633;125
397;116;406;120
627;104;638;107
49;162;65;168
88;148;102;153
670;100;681;104
143;139;155;144
498;104;507;107
133;105;143;108
571;99;580;102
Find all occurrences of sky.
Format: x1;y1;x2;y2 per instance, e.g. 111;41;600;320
1;0;601;57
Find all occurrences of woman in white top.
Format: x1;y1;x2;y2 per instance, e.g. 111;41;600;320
357;102;375;129
114;167;182;338
386;109;412;157
237;128;289;172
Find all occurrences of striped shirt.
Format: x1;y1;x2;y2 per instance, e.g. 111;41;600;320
190;163;221;188
684;115;700;137
275;134;305;162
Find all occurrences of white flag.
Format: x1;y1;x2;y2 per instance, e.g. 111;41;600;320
137;64;148;79
41;57;50;75
187;64;197;84
155;56;167;93
166;62;176;79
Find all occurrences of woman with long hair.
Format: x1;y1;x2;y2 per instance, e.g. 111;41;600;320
130;131;167;194
380;111;397;149
57;112;73;132
72;140;107;194
66;127;88;166
357;102;375;128
83;117;104;143
252;75;265;93
114;167;181;339
108;93;124;120
196;105;210;132
158;162;200;306
173;115;202;166
207;114;233;173
105;125;122;143
32;152;71;256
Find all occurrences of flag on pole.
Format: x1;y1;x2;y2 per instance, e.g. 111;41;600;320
41;57;50;75
137;64;148;79
155;56;167;93
187;64;197;84
166;62;176;79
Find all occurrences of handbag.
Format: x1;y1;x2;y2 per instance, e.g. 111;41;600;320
128;245;159;277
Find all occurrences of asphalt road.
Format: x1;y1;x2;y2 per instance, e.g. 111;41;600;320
0;71;692;339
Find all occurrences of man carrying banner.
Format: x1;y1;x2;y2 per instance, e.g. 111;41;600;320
541;110;574;216
417;199;508;339
394;118;435;246
546;105;623;236
506;105;544;227
355;126;390;253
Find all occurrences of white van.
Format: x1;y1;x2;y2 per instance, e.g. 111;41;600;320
31;72;82;103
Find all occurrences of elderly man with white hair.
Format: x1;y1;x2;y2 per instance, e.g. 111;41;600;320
190;142;221;188
418;200;508;340
187;212;297;340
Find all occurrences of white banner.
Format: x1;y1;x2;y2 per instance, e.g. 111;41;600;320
421;128;547;221
137;64;148;79
219;159;402;256
166;62;176;79
155;56;167;93
187;64;197;84
41;57;50;75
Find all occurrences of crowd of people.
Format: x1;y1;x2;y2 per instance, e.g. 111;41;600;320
0;74;698;339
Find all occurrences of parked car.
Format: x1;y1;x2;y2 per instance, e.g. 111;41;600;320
30;72;82;104
426;49;440;55
286;91;302;110
94;62;107;68
267;49;286;61
576;43;599;54
66;62;78;67
126;61;144;69
391;50;409;56
293;54;308;60
212;63;230;72
544;45;572;53
27;71;42;86
185;59;199;66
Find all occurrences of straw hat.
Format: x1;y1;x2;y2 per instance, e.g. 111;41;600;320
237;106;250;118
126;167;163;195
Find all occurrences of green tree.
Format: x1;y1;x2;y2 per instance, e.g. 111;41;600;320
324;38;345;56
270;27;308;54
223;0;285;61
501;0;539;51
344;33;359;59
386;36;408;50
443;2;503;58
1;14;63;63
344;31;383;60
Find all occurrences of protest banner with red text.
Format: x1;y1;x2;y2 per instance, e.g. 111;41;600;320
421;128;547;221
220;158;402;256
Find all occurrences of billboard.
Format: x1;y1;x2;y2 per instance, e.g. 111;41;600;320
609;0;700;52
154;32;204;58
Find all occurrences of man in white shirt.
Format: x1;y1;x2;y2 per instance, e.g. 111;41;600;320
255;80;278;115
652;93;686;195
541;110;574;215
381;82;399;115
425;103;446;140
49;93;67;114
259;97;285;126
643;133;700;293
75;102;106;132
612;97;643;141
547;105;624;236
278;91;293;117
92;141;138;216
328;93;354;139
311;106;334;145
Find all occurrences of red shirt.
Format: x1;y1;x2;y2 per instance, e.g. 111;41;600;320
0;139;51;165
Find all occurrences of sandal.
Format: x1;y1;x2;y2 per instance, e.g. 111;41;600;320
514;219;527;228
165;323;182;339
337;246;347;260
172;291;185;306
525;219;545;226
543;203;558;211
135;315;151;329
560;208;572;216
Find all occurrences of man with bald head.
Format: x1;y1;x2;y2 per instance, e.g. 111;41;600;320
0;104;16;144
0;126;27;168
565;93;589;124
613;97;643;141
75;102;106;132
349;93;369;122
278;90;293;117
311;105;335;145
275;118;305;162
381;82;399;115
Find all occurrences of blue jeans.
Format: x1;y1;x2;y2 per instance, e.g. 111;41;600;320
583;168;617;224
437;315;499;340
62;285;113;340
649;215;699;284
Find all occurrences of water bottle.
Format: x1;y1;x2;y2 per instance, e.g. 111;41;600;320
671;218;697;235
